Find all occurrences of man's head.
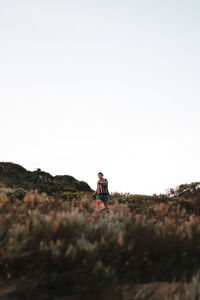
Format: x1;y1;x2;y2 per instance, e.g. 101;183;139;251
98;172;103;180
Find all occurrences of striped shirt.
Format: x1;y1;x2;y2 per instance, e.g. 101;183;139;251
96;178;109;194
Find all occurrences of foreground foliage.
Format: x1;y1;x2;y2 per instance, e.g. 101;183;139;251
0;187;200;299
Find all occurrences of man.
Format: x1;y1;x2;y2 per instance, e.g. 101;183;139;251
94;172;109;210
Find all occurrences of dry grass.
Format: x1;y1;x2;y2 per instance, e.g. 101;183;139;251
0;188;199;299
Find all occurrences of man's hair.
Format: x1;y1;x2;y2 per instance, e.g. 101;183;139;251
98;172;103;176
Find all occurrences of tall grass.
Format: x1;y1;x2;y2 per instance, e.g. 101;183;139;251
0;188;200;298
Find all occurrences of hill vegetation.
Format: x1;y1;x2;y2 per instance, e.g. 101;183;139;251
0;162;92;195
0;164;200;299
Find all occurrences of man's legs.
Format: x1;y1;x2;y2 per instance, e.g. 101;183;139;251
103;194;109;209
96;199;101;211
103;201;108;209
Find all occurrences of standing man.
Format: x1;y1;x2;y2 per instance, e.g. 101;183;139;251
94;172;109;210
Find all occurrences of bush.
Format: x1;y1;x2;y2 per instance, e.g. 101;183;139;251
1;188;200;298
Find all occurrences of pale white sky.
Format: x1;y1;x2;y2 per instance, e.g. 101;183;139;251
0;0;200;195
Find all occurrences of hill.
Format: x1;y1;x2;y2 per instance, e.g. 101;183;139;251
0;162;92;195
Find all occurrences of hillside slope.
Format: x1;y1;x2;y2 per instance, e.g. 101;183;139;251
0;162;92;194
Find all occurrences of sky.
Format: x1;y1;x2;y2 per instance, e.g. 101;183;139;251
0;0;200;195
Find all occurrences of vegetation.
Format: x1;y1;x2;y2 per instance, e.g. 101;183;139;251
0;162;92;195
0;180;200;299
